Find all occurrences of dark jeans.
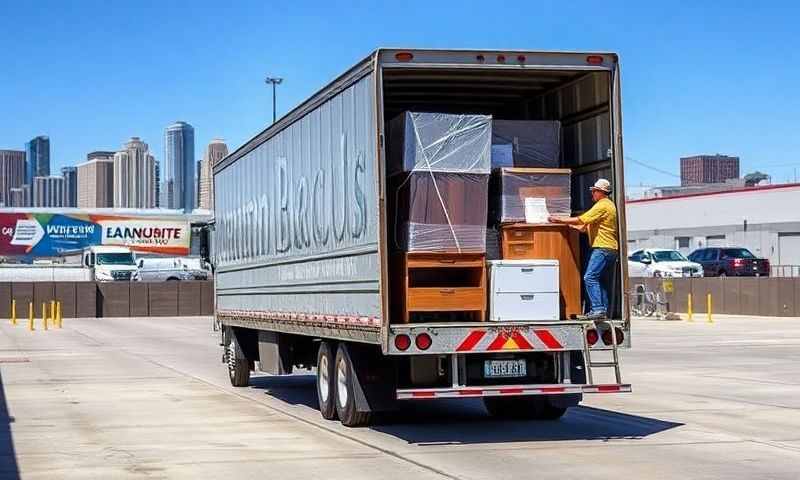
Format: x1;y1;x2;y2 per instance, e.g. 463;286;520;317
584;248;618;314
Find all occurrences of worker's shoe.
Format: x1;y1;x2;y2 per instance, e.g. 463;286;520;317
577;310;607;321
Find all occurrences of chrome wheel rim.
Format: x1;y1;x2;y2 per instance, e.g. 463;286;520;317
337;357;348;408
319;354;330;403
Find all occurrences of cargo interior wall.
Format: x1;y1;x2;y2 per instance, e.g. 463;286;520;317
381;68;620;320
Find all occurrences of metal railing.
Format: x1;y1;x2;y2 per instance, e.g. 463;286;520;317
771;265;800;278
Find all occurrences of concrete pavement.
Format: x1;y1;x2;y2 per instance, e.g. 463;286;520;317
0;315;799;479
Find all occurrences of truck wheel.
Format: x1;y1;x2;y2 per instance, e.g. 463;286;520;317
316;342;338;420
483;396;567;420
226;332;250;387
334;344;371;427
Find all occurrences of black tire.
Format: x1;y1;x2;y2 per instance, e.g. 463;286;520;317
316;342;338;420
484;396;568;420
166;277;180;281
334;344;371;427
226;330;250;387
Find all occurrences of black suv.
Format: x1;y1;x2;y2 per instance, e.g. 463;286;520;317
687;247;770;277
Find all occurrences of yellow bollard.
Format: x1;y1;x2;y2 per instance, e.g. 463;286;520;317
28;302;34;331
10;299;16;325
57;301;62;328
50;300;55;329
42;302;48;331
707;293;713;323
687;293;693;322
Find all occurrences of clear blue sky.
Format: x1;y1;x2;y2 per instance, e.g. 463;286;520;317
2;1;799;188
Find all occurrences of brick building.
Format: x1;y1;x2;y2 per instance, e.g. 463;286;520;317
680;154;739;186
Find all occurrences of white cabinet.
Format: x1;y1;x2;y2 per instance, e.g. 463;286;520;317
488;260;559;321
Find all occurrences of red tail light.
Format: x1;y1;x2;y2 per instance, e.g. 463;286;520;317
586;329;599;346
733;258;744;266
394;334;411;351
586;55;604;65
394;52;414;62
415;333;432;350
602;328;625;345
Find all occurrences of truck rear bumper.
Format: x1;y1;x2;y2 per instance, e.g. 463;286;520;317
388;320;626;355
396;383;631;400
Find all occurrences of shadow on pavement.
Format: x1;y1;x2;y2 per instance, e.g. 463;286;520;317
249;374;682;445
373;404;683;445
249;373;320;410
0;370;19;479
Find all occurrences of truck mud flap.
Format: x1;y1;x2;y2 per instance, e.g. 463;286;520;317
346;345;397;413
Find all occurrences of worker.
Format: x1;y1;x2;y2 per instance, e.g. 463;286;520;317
548;178;618;320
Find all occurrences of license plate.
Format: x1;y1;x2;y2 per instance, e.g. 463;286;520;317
484;359;527;378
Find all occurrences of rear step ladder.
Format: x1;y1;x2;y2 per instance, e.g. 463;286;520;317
583;320;622;385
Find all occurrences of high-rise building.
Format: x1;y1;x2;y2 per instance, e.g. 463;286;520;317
113;137;157;208
9;186;29;207
680;154;740;186
0;149;26;207
195;160;202;209
198;139;228;210
25;135;50;183
61;166;78;207
162;121;195;211
77;156;114;207
32;176;64;207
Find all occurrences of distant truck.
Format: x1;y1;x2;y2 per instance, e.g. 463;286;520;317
81;245;139;281
0;245;139;282
213;49;632;427
136;256;211;281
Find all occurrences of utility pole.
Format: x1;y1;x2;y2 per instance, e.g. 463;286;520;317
265;77;283;124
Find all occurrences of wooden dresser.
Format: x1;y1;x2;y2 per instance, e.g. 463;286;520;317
500;223;582;319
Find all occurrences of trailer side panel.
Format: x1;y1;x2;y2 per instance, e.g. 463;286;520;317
214;73;381;341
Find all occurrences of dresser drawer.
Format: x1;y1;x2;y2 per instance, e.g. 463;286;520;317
489;260;559;293
489;292;559;322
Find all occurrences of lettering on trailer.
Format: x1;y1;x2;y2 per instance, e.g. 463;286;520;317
216;132;368;265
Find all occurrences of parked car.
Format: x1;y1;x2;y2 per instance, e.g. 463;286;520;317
136;257;194;281
628;248;703;278
687;247;770;277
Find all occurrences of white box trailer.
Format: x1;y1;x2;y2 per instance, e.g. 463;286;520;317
213;48;631;426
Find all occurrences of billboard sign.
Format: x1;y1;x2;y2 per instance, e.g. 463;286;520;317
0;213;191;259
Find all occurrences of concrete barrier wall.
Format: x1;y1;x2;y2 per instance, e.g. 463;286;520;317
631;277;800;317
0;281;214;318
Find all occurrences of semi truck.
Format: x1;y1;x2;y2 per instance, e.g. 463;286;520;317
213;49;631;427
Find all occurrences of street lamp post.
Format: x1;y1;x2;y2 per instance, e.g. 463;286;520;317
265;76;283;123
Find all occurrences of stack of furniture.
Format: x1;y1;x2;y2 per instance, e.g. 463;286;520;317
388;112;492;323
488;121;582;319
499;223;582;319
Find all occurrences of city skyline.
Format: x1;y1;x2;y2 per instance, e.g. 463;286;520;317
0;129;224;210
